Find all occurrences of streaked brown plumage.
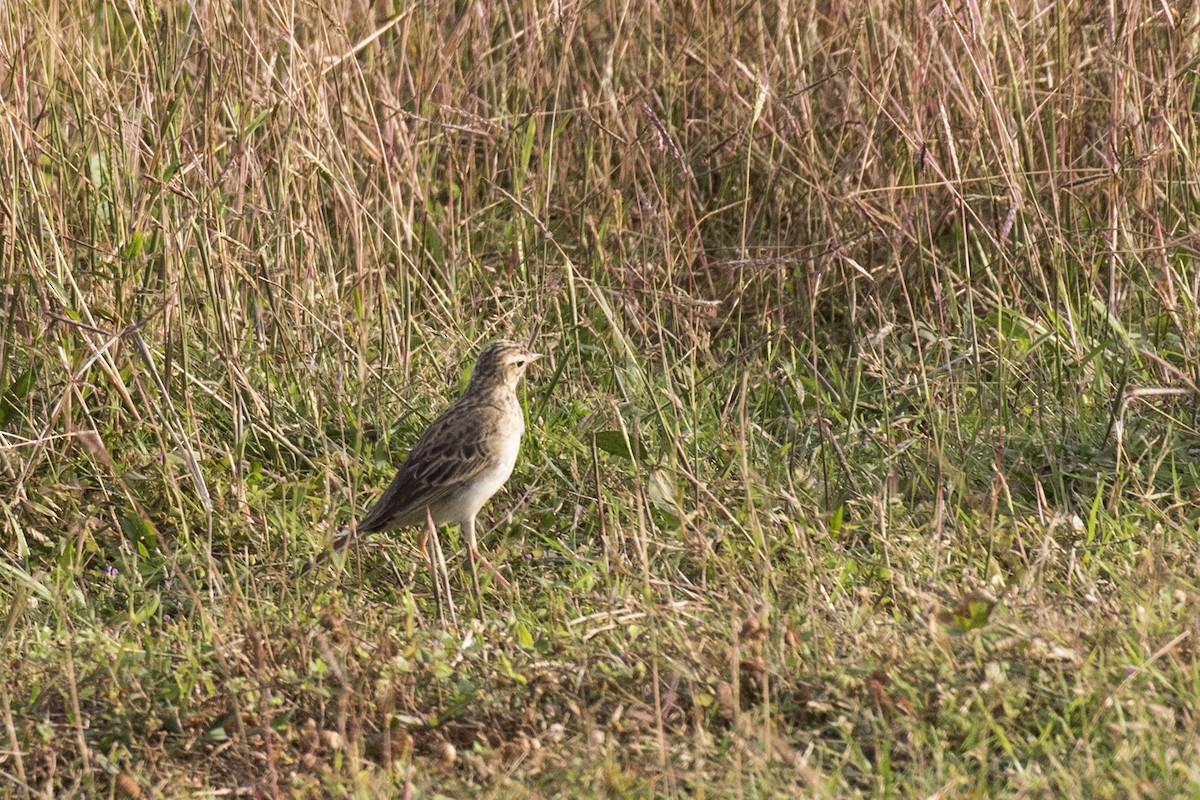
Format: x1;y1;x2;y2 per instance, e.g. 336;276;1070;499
304;339;540;597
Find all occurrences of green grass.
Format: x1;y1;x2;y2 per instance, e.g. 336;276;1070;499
3;0;1200;796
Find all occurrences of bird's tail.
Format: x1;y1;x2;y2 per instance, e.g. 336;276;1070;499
331;527;355;553
298;528;353;576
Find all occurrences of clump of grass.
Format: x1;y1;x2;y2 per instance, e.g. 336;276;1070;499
2;0;1200;796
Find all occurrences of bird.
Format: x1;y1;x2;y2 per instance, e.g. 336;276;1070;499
304;339;541;613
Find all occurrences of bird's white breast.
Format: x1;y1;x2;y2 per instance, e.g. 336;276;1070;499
448;413;523;523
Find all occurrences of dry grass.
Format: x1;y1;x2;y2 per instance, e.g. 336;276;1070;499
3;0;1200;797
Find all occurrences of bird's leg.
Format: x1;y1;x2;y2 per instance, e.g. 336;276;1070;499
465;516;511;598
416;524;441;625
425;509;456;626
464;516;482;609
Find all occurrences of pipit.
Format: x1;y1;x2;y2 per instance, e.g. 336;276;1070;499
306;339;540;607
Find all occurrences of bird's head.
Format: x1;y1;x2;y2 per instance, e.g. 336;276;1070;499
468;339;542;392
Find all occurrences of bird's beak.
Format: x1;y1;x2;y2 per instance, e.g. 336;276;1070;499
528;352;544;363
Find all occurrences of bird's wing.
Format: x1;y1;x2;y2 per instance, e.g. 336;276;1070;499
354;404;501;534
